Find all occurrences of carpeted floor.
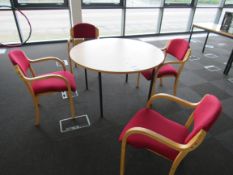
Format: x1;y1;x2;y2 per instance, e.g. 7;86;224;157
0;35;233;175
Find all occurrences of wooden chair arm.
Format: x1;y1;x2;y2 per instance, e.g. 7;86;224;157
29;57;66;71
122;127;206;152
146;93;199;109
123;127;189;151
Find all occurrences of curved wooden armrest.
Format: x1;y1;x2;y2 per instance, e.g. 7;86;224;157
29;57;66;71
25;74;71;90
163;61;182;65
123;127;188;151
123;127;206;152
146;93;199;109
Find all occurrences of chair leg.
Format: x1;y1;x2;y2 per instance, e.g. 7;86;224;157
169;152;187;175
33;96;40;127
136;73;140;88
67;90;76;119
173;77;179;96
68;56;73;74
159;78;163;86
120;142;127;175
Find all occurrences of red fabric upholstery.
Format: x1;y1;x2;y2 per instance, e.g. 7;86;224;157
72;23;98;39
166;39;189;61
8;49;30;76
185;94;222;143
141;64;178;80
31;71;77;94
119;108;189;160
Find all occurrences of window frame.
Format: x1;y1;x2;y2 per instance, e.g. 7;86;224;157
82;0;123;9
12;0;69;9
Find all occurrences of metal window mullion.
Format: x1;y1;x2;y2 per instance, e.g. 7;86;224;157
122;0;126;37
11;0;23;43
187;0;198;31
158;0;165;34
215;0;226;23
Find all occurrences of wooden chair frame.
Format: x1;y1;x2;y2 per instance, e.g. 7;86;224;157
120;93;207;175
136;46;192;96
67;25;99;90
14;56;76;126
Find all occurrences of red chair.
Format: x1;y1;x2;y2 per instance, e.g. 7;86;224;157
67;22;99;90
8;49;77;126
137;39;191;96
119;93;222;175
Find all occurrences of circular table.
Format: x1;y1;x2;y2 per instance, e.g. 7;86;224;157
70;38;164;118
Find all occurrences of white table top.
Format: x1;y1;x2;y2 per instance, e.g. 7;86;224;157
69;38;164;74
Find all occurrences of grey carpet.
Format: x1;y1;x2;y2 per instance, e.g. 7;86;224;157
0;35;233;175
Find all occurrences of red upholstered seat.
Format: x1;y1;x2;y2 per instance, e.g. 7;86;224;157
31;71;77;94
119;108;189;160
142;64;178;80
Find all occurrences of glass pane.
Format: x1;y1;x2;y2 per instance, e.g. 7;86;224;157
197;0;221;7
193;8;218;24
82;9;122;37
126;0;161;7
161;8;191;33
0;11;20;44
17;10;70;42
125;9;159;35
83;0;120;4
165;0;192;4
17;0;64;3
0;0;10;6
225;0;233;5
219;8;233;24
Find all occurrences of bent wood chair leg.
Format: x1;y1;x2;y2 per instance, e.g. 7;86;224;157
68;56;73;74
173;76;179;96
120;142;127;175
33;96;40;127
159;78;163;86
67;90;76;119
136;73;140;88
169;152;188;175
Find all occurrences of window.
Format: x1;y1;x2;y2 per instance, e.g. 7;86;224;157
0;11;20;44
125;9;159;35
0;0;11;6
161;8;191;33
17;10;70;42
225;0;233;5
12;0;68;9
82;0;122;8
82;9;122;36
165;0;193;6
126;0;162;7
193;8;218;24
197;0;221;7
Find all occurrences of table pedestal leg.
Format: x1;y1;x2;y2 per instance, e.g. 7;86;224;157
85;68;89;90
98;72;104;118
224;49;233;75
125;74;128;83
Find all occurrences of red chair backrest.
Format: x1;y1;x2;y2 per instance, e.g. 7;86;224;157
72;23;98;39
8;49;30;76
166;39;190;61
185;94;222;143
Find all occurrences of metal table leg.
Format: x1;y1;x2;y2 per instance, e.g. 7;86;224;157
148;68;155;100
125;74;128;83
202;31;209;53
98;72;104;118
84;68;89;90
224;49;233;75
188;26;194;43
